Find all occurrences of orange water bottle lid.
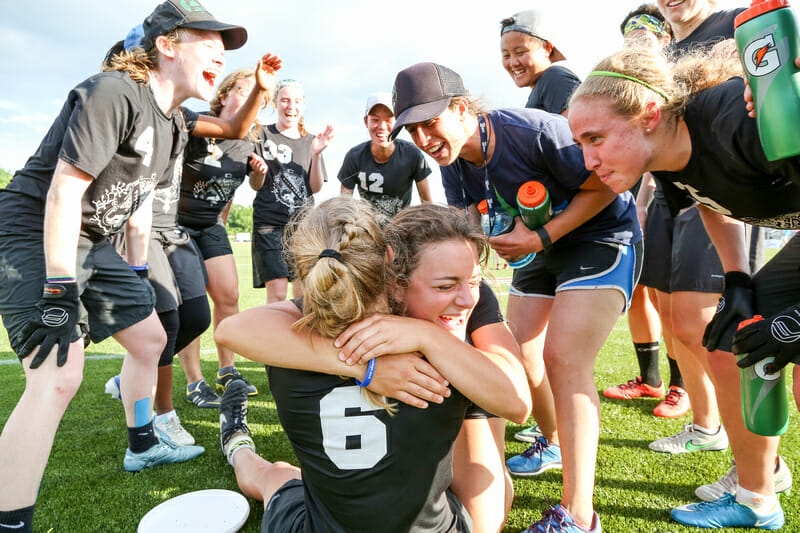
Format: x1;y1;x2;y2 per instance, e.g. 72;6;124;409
735;0;791;27
517;181;548;208
477;199;488;214
738;315;764;330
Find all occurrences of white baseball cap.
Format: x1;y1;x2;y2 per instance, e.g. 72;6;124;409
364;92;394;117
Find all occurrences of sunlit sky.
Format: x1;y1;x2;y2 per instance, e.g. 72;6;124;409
1;0;752;205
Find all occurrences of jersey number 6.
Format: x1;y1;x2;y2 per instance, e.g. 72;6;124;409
320;386;388;470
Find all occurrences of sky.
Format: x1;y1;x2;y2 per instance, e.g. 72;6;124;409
1;0;751;206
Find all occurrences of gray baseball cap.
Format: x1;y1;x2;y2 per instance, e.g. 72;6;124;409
500;9;566;62
364;92;394;117
390;62;467;141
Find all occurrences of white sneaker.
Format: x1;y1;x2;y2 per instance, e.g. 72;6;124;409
695;456;793;501
154;410;196;446
648;423;728;454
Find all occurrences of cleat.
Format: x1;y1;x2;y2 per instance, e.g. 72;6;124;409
154;410;195;446
696;456;793;501
186;379;221;408
603;376;664;400
104;374;122;400
514;424;543;443
671;493;784;529
216;367;258;396
522;503;601;532
506;436;562;476
220;379;254;466
653;386;691;418
123;440;204;472
649;423;728;454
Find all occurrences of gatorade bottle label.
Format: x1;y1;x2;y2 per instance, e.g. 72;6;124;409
742;27;783;77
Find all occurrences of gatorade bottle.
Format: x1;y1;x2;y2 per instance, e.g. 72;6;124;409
736;315;790;436
517;181;552;230
477;199;535;269
735;0;800;161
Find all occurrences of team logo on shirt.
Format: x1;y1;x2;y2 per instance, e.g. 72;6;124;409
90;174;158;235
271;168;309;214
154;154;184;216
193;174;240;205
743;33;782;77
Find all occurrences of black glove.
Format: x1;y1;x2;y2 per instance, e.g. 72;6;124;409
734;304;800;373
18;281;80;368
702;271;755;352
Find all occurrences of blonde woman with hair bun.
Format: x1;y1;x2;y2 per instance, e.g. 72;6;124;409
214;197;530;532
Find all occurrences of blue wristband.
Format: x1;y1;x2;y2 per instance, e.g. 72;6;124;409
130;262;149;271
355;358;376;387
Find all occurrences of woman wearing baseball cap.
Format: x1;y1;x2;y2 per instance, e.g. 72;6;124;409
499;9;580;117
0;2;279;529
391;62;642;532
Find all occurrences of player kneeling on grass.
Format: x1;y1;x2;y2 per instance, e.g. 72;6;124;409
215;197;531;532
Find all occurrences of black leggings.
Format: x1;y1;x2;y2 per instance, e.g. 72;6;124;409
156;296;211;367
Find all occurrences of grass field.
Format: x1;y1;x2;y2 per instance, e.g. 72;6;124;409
1;243;798;532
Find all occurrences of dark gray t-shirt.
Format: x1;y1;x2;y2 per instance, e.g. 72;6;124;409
337;139;431;219
525;63;581;114
2;71;193;240
252;124;325;227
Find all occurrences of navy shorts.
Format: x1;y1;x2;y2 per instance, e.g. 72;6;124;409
252;225;294;287
0;232;154;354
184;223;233;260
510;240;642;312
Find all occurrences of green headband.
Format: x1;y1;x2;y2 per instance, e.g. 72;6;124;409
587;70;670;101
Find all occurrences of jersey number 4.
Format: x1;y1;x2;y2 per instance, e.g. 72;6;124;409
320;386;388;470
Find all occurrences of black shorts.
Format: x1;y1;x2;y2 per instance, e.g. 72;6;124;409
639;203;724;294
261;479;305;533
0;232;154;354
711;234;800;353
510;240;642;312
260;480;472;533
184;223;233;260
464;402;498;419
252;225;294;287
148;228;208;313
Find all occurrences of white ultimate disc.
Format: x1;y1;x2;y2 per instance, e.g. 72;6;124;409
138;489;250;533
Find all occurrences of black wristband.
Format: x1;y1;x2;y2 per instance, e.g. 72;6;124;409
535;226;553;253
724;271;752;290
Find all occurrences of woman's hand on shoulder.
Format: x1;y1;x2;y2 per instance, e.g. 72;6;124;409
335;314;433;365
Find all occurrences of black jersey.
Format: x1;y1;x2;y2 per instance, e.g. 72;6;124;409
337;139;431;219
268;286;503;532
525;63;581;115
654;8;744;205
654;78;800;229
252;124;325;227
178;128;256;229
151;106;199;231
1;71;190;240
669;9;743;56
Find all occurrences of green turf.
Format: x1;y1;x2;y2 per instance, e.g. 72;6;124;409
1;243;797;532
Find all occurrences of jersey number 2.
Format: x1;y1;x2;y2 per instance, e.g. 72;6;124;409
320;386;388;470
